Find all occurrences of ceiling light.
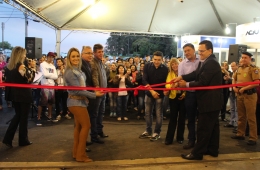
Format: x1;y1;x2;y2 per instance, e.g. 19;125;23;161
225;23;237;35
88;3;108;19
225;24;231;34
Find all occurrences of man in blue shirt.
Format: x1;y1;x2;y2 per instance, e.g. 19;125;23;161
178;43;200;149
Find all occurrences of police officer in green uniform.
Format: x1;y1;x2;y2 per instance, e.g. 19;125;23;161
231;52;259;145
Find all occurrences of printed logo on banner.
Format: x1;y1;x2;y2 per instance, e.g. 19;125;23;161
245;30;259;36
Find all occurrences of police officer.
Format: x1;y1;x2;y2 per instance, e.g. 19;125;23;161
231;52;259;145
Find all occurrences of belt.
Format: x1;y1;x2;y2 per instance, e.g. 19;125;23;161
68;95;88;101
236;87;256;95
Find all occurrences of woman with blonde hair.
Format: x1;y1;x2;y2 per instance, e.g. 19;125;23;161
163;58;186;145
2;46;35;148
64;47;104;163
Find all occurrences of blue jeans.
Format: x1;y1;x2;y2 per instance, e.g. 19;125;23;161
185;92;197;142
116;95;128;117
229;92;237;126
108;92;117;112
144;95;163;135
89;95;106;139
137;94;145;116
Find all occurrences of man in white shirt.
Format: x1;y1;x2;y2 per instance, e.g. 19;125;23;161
36;52;58;126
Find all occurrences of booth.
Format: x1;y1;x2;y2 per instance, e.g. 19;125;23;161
236;22;260;66
177;35;236;64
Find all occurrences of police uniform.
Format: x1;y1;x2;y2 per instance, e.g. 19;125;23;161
233;64;259;141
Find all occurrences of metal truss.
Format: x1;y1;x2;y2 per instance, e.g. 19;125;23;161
3;0;58;29
110;32;176;38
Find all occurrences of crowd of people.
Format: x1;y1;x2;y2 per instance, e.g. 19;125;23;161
1;40;260;163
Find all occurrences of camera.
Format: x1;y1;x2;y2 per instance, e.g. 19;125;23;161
179;0;184;2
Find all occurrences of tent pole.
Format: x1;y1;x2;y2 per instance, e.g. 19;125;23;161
209;0;224;29
56;29;61;58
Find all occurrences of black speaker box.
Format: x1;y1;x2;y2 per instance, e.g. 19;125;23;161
228;44;247;64
25;37;42;59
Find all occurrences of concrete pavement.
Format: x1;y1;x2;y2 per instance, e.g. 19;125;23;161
0;104;260;169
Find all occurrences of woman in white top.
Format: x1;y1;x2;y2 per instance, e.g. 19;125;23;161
113;65;133;121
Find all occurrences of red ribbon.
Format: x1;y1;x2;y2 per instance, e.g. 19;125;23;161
0;81;259;93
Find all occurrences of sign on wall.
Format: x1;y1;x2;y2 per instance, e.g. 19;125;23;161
236;23;260;48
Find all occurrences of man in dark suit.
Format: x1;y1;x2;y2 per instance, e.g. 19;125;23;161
81;46;101;151
174;40;223;160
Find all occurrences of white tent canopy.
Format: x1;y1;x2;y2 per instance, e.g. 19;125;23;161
4;0;260;56
5;0;260;35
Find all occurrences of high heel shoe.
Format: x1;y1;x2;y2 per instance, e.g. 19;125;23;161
76;158;93;163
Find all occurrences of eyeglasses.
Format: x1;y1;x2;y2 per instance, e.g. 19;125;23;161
198;50;207;53
83;52;94;55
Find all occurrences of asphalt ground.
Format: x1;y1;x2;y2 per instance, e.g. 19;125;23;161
0;101;260;169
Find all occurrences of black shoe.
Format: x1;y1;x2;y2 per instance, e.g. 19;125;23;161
247;140;257;146
224;124;234;128
19;141;32;146
181;153;203;160
91;138;104;144
86;141;93;146
164;140;172;145
3;142;13;148
231;135;245;140
86;148;91;152
183;141;195;149
98;133;109;138
177;140;183;144
204;151;218;157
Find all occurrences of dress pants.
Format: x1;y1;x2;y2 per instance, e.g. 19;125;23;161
191;110;220;158
165;95;185;142
185;92;197;142
3;102;31;145
237;93;257;141
69;106;90;161
221;88;229;120
256;104;260;135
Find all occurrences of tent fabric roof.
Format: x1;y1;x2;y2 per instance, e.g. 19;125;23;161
6;0;260;36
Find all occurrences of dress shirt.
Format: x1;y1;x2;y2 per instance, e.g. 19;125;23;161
178;57;199;89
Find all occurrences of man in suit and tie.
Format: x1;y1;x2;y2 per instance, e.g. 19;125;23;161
174;40;223;160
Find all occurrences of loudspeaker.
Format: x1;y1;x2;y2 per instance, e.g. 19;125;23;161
228;44;247;64
25;37;42;59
